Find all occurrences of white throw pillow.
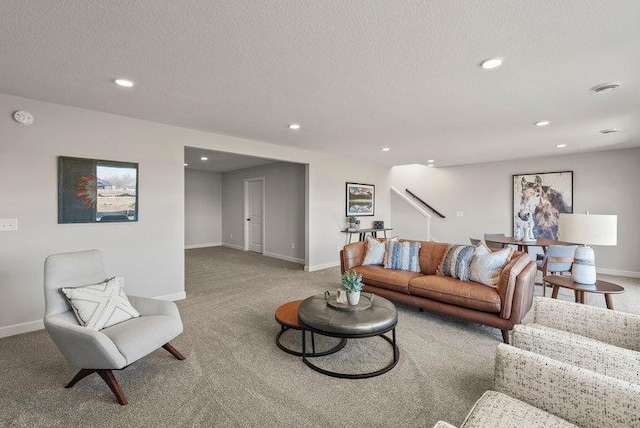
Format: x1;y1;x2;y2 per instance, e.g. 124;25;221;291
362;236;398;265
469;243;514;287
61;277;140;330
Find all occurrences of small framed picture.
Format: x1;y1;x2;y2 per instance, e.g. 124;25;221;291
345;182;375;216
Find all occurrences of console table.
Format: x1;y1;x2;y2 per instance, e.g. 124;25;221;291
342;227;393;243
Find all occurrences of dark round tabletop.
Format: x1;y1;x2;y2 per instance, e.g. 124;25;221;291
298;293;397;336
543;275;625;294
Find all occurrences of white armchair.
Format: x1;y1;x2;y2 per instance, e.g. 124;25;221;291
44;249;185;405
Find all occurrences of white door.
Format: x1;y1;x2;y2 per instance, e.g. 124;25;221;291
245;178;264;253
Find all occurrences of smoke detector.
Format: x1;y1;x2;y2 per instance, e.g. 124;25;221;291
13;110;34;125
592;83;620;93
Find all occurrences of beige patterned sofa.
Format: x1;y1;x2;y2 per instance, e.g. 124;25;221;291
434;298;640;428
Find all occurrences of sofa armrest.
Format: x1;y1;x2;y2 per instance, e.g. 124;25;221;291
432;421;457;428
512;324;640;385
494;344;640;428
497;254;536;321
528;297;640;351
340;241;367;272
44;311;127;369
128;295;181;320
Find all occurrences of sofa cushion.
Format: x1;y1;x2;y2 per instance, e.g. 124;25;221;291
417;241;450;275
352;265;423;294
408;275;501;313
437;244;476;281
384;240;421;272
460;390;578;428
469;243;514;287
362;236;398;265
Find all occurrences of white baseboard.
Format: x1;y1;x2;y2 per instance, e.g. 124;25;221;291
185;242;221;249
0;319;44;339
263;251;304;265
597;267;640;278
305;261;340;272
156;291;187;301
222;243;245;251
0;291;187;339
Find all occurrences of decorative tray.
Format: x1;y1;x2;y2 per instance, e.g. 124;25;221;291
324;291;373;312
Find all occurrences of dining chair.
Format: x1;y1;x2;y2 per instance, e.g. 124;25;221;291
44;249;186;405
483;233;506;249
536;245;578;296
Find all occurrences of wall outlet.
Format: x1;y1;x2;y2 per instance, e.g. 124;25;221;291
230;233;233;239
291;242;295;249
0;218;18;231
456;211;464;217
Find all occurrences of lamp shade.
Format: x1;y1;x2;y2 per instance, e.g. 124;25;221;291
559;213;617;246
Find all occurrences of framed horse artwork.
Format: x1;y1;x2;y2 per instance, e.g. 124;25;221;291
512;171;573;240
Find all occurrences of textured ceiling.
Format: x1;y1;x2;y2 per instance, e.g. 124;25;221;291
1;1;638;167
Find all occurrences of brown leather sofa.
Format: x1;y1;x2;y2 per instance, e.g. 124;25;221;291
340;239;537;343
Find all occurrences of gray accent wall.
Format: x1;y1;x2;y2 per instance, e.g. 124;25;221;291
391;147;640;275
185;169;222;248
221;162;306;263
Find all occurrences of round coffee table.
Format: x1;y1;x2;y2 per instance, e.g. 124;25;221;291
297;293;399;379
275;300;346;356
544;275;625;309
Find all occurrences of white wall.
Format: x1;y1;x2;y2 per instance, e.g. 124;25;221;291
0;93;392;336
221;162;306;263
185;169;222;248
391;148;640;275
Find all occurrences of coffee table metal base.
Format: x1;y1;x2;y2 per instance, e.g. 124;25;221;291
276;326;347;357
300;326;399;379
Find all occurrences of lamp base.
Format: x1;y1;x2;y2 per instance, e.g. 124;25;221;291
572;246;596;285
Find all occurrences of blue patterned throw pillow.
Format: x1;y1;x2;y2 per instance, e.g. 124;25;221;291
383;241;421;272
437;244;476;281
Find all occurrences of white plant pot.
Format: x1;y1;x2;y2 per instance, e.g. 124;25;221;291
347;291;360;306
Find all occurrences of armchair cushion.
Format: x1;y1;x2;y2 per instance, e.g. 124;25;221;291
61;277;140;330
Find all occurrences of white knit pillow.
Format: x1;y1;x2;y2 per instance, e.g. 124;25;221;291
61;277;140;330
469;243;514;287
362;236;398;265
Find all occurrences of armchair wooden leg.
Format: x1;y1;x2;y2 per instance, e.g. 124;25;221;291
162;342;186;360
97;370;128;405
66;369;128;405
501;329;510;344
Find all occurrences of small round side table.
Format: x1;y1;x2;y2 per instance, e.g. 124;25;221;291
275;300;346;356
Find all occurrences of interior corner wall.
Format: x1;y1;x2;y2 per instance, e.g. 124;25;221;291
185;169;222;248
0;93;185;337
0;92;392;336
221;162;305;263
390;147;640;275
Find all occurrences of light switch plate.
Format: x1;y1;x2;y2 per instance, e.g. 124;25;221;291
0;218;18;231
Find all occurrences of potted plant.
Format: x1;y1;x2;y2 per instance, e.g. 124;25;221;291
342;269;363;305
347;215;358;230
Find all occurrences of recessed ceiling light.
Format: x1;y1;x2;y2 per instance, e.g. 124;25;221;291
592;83;619;93
427;159;435;163
114;78;134;87
382;147;390;152
535;120;551;127
200;156;208;161
428;164;435;167
600;128;619;134
288;123;301;130
480;57;503;70
184;163;188;167
556;144;567;148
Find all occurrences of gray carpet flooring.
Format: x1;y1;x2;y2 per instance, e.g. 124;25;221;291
1;246;639;427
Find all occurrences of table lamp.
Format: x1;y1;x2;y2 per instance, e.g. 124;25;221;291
559;213;617;284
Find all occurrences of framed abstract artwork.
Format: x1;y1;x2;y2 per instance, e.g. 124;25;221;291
512;171;573;240
345;182;375;216
58;156;139;223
